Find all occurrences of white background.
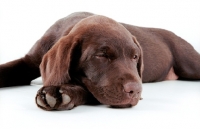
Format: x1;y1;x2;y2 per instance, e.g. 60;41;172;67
0;0;200;64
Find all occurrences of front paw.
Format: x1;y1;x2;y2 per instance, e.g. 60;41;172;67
35;86;75;110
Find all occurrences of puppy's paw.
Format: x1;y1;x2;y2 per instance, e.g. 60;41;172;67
36;86;75;110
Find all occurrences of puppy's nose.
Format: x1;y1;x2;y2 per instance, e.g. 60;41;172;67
123;82;142;97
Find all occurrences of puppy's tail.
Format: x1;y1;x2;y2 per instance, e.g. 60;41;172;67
0;57;40;87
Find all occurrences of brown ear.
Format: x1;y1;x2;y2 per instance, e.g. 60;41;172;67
40;35;79;86
132;36;144;79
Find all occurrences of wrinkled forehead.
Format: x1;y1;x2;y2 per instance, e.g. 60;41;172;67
86;35;138;53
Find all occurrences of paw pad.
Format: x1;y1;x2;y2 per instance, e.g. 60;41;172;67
36;87;74;110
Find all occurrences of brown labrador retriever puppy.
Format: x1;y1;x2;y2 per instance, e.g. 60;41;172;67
0;12;200;110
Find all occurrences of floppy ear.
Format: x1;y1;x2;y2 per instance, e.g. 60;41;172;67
132;36;144;79
40;35;80;86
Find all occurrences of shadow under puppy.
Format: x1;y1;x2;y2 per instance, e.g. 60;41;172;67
0;12;200;110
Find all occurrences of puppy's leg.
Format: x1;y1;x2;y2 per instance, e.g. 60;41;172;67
0;57;40;87
35;84;96;110
0;29;59;88
172;37;200;80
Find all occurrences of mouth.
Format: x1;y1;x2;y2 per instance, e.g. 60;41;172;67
110;97;141;108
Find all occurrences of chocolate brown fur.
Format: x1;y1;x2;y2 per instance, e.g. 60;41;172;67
0;12;200;110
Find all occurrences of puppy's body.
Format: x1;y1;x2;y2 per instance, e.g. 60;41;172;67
17;12;200;82
0;12;200;110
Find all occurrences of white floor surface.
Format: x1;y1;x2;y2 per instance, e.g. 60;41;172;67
0;79;200;129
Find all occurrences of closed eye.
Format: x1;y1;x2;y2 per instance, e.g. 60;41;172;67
94;53;112;62
95;53;108;59
94;46;116;61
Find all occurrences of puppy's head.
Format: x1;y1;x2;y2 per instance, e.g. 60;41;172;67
40;15;143;108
